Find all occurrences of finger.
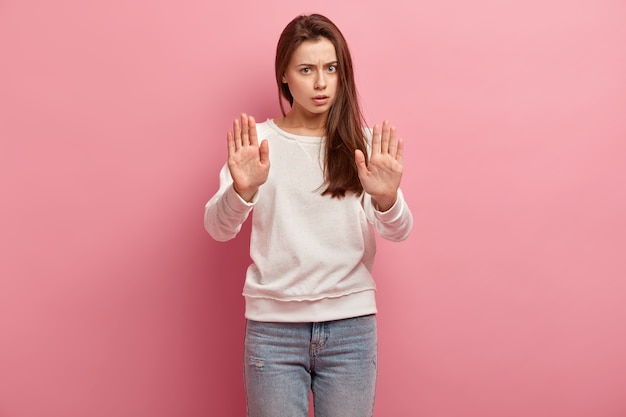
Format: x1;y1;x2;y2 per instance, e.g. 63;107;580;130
227;130;236;155
233;118;241;150
381;120;390;154
396;137;404;165
371;124;381;155
388;125;398;157
240;113;250;146
248;115;259;147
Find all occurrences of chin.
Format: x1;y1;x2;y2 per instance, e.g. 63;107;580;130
310;105;332;114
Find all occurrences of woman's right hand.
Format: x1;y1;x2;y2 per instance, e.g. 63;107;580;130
227;113;270;202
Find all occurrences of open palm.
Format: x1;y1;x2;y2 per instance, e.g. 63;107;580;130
355;120;404;211
227;114;270;202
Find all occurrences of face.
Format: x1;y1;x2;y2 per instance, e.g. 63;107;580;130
282;38;339;117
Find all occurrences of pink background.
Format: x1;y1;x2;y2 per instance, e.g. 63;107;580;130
1;0;625;416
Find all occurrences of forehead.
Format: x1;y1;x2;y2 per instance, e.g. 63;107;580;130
290;38;337;64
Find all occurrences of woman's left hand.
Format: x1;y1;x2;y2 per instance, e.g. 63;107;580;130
355;120;404;211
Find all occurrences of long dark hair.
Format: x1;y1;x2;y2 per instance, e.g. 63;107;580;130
275;14;368;198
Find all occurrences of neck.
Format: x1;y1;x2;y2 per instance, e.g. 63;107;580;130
277;109;327;136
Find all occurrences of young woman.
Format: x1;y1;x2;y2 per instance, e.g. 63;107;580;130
204;13;413;417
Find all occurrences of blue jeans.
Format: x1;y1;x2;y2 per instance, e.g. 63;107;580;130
244;314;378;417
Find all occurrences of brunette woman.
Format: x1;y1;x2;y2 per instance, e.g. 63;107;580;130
204;13;413;417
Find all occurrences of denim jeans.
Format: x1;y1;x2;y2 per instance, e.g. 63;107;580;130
244;314;378;417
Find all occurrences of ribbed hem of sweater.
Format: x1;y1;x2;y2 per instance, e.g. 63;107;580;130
244;289;377;323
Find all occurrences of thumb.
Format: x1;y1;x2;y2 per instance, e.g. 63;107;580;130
355;149;367;175
259;139;270;165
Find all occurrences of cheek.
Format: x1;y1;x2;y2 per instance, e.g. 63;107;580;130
291;79;310;94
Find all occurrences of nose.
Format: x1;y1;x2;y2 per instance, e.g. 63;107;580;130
314;72;326;90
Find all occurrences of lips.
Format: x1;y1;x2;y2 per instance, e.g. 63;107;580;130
312;95;329;105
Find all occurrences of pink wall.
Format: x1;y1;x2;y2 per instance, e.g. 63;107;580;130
1;0;625;416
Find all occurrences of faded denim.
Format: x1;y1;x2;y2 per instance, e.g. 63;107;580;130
244;314;378;417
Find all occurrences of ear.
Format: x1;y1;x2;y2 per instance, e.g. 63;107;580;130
282;74;287;84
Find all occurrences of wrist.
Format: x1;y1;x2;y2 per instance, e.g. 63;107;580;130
233;183;258;203
372;193;397;212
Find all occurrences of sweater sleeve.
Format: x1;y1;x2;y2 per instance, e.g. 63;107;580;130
364;189;413;242
204;163;257;242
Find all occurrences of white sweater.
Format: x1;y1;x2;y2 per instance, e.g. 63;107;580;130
204;119;413;322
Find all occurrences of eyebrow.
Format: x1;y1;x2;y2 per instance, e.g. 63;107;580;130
296;61;338;67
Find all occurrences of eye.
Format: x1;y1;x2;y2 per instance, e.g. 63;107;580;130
300;67;311;74
328;65;337;73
